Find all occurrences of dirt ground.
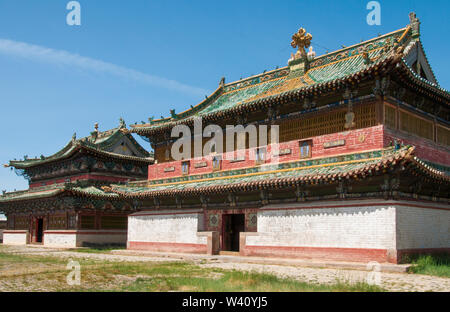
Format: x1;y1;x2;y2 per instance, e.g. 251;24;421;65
0;245;449;292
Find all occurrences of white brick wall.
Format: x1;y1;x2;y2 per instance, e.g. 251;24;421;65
2;231;28;245
396;205;450;250
44;232;77;248
43;231;127;247
76;231;127;246
246;201;397;249
245;200;450;252
128;210;207;245
125;200;449;255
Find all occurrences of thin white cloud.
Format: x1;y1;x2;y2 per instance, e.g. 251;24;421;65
0;38;209;96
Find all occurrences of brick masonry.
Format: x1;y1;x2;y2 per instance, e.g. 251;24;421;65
2;231;29;245
240;200;449;263
127;210;208;252
384;127;450;166
396;206;449;250
43;230;128;247
244;203;397;251
126;200;449;263
148;125;385;180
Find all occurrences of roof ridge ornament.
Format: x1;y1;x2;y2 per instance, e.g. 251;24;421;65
288;27;313;78
291;27;312;59
90;123;99;143
409;12;420;39
362;45;372;65
170;109;178;120
119;117;126;129
307;46;316;61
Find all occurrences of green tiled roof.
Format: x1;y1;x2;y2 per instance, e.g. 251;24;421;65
131;24;450;135
198;77;286;116
109;146;449;198
7;121;152;169
0;188;65;203
68;185;120;199
0;184;119;203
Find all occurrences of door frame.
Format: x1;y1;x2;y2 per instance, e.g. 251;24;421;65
32;216;45;244
221;213;245;252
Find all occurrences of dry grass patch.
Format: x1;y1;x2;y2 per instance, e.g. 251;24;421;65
0;246;384;292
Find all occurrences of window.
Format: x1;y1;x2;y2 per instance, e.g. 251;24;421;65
399;110;433;141
181;161;190;175
100;216;127;230
212;156;222;171
80;215;96;229
48;215;66;230
14;216;28;230
299;141;312;159
255;147;266;165
68;214;77;229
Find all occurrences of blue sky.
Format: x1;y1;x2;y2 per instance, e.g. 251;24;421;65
0;0;449;195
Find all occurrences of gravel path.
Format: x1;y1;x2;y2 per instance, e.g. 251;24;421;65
1;245;449;292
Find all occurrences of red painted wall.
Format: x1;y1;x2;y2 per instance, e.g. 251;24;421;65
384;127;450;166
148;125;385;181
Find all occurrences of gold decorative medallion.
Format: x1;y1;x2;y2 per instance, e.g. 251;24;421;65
358;134;366;143
291;28;312;58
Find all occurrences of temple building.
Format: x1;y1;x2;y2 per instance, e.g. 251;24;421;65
115;13;449;263
1;13;449;263
0;120;153;247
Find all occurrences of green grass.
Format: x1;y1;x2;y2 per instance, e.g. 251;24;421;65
114;267;384;292
68;247;125;254
65;261;384;292
0;247;385;292
408;254;450;278
0;246;65;265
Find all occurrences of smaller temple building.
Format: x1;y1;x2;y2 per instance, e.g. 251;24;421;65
0;120;153;247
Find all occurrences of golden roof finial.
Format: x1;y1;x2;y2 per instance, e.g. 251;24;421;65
291;28;312;58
